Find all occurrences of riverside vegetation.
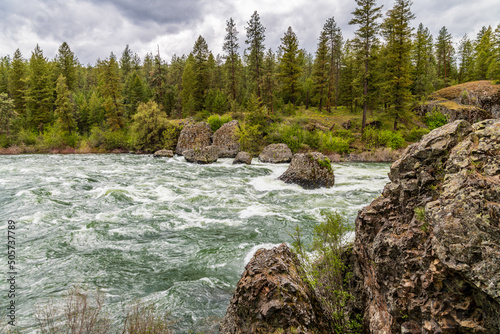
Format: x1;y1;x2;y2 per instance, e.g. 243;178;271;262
0;0;499;156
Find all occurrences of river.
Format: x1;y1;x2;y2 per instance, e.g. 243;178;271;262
0;154;390;333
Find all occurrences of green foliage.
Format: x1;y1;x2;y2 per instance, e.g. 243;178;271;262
89;125;130;151
362;127;405;149
319;132;351;153
207;114;232;132
291;211;361;333
36;123;80;150
204;89;229;114
236;123;264;156
414;207;426;222
267;123;319;153
424;110;447;130
130;101;176;152
404;127;430;142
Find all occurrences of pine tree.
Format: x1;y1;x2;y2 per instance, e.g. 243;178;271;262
120;44;133;81
339;40;362;112
324;17;343;111
489;24;500;81
223;17;240;101
8;49;26;123
313;31;329;111
181;54;196;115
300;51;314;109
435;26;455;87
457;34;475;83
262;49;278;112
381;0;415;130
169;54;185;118
55;42;79;91
25;44;54;132
0;93;15;136
412;24;436;98
349;0;383;133
97;52;123;130
54;75;76;134
191;35;210;111
245;11;266;101
279;26;302;105
0;56;10;95
124;71;147;118
474;26;494;80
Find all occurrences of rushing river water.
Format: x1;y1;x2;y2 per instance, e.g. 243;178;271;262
0;154;390;333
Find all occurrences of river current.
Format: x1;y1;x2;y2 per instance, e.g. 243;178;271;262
0;154;390;333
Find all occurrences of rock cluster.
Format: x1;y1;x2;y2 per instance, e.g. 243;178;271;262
233;151;252;165
183;146;219;164
278;152;335;189
152;149;173;158
351;119;500;333
213;120;240;158
219;244;331;334
175;121;213;156
258;143;293;163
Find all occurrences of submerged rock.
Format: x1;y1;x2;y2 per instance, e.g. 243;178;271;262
219;244;331;334
351;119;500;333
213;120;240;158
183;146;219;164
258;143;293;163
175;121;213;156
152;149;174;158
278;152;335;189
233;151;252;165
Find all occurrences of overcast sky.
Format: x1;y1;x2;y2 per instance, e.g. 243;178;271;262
1;0;499;65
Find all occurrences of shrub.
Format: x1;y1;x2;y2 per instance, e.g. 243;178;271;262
404;127;430;142
17;128;37;146
319;132;351;154
424;110;447;130
236;123;265;156
89;126;131;151
207;114;233;132
291;211;361;333
123;302;172;334
362;128;405;150
35;124;81;151
130;101;175;152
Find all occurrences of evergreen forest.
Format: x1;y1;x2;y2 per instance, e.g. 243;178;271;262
0;0;499;155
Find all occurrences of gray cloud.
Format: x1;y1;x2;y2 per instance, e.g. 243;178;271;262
0;0;498;65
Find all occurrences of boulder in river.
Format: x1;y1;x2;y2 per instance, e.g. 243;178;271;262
219;243;331;334
233;151;252;165
278;152;335;189
184;145;219;164
175;121;213;156
152;149;174;158
258;143;293;163
213;120;240;158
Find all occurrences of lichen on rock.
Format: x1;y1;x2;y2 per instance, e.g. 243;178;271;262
258;144;293;163
278;152;335;189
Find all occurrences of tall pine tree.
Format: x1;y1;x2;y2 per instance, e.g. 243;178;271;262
245;11;266;102
279;26;302;105
55;42;79;92
349;0;383;133
54;75;76;134
223;17;240;101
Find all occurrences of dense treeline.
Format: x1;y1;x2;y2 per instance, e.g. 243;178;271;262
0;0;499;152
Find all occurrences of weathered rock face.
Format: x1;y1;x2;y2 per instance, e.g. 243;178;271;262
220;243;331;334
213;120;240;158
233;151;252;165
175;121;213;155
351;119;500;333
415;81;500;122
183;146;219;164
278;152;335;189
258;143;293;163
152;149;174;158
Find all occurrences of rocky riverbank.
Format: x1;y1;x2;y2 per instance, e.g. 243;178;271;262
221;119;500;333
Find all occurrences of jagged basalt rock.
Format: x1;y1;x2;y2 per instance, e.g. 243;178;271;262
220;244;331;334
278;152;335;189
213;120;240;158
233;151;252;165
351;119;500;333
258;143;293;163
175;121;213;155
183;146;219;164
152;149;174;158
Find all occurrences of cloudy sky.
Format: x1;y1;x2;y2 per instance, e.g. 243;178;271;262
1;0;499;65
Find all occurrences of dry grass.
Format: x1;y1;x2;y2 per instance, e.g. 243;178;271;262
432;80;500;101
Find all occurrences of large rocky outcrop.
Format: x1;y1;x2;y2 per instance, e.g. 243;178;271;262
220;243;331;334
351;119;500;333
258;143;293;163
213;120;240;158
414;81;500;122
175;121;213;155
278;152;335;189
183;146;219;164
